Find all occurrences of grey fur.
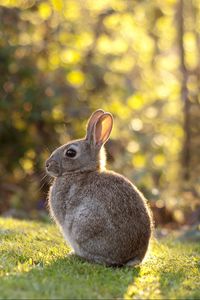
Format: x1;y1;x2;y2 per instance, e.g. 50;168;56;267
46;110;152;266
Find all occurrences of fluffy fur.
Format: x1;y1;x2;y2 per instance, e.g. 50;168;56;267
46;109;152;266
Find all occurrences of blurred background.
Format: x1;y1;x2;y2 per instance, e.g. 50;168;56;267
0;0;200;228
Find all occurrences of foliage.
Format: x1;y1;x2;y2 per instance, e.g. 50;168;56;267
0;0;200;221
0;217;199;299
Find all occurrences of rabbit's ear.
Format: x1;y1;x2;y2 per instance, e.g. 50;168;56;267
86;109;104;141
94;113;113;148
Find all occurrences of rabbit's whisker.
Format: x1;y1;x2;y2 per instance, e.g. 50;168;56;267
38;174;52;192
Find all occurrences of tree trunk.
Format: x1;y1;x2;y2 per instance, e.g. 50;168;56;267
177;0;191;182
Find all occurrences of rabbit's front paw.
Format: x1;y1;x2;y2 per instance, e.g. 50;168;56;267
126;257;141;267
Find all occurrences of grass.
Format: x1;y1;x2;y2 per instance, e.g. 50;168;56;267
0;218;199;299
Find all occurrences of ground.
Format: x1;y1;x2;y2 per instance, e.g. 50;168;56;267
0;218;199;299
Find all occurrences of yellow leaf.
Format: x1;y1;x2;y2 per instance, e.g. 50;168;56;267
98;35;127;55
184;32;198;69
61;49;80;64
153;154;166;167
49;52;60;69
109;56;135;73
12;112;26;130
127;94;144;110
67;70;85;86
26;150;35;159
51;0;63;11
20;158;33;172
132;154;146;168
63;1;80;20
38;3;52;20
52;107;64;120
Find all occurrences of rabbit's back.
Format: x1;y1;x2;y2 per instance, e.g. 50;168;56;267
93;171;152;249
87;170;151;227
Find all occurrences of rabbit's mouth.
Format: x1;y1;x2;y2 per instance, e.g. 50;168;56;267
46;169;61;177
45;160;62;177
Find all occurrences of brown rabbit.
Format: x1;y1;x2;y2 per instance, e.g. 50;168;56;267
46;109;152;266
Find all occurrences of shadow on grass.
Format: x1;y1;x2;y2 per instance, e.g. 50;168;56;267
159;269;200;299
159;269;184;293
0;229;20;241
0;254;141;299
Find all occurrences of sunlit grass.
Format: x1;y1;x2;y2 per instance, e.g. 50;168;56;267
0;218;199;299
125;239;200;299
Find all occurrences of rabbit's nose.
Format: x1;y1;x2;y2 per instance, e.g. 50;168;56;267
45;160;51;169
46;159;58;169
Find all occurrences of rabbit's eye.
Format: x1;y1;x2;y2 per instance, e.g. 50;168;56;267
65;148;77;158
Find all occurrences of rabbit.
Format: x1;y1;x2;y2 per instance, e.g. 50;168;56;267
46;109;153;267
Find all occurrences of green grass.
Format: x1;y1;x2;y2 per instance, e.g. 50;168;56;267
0;218;199;299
